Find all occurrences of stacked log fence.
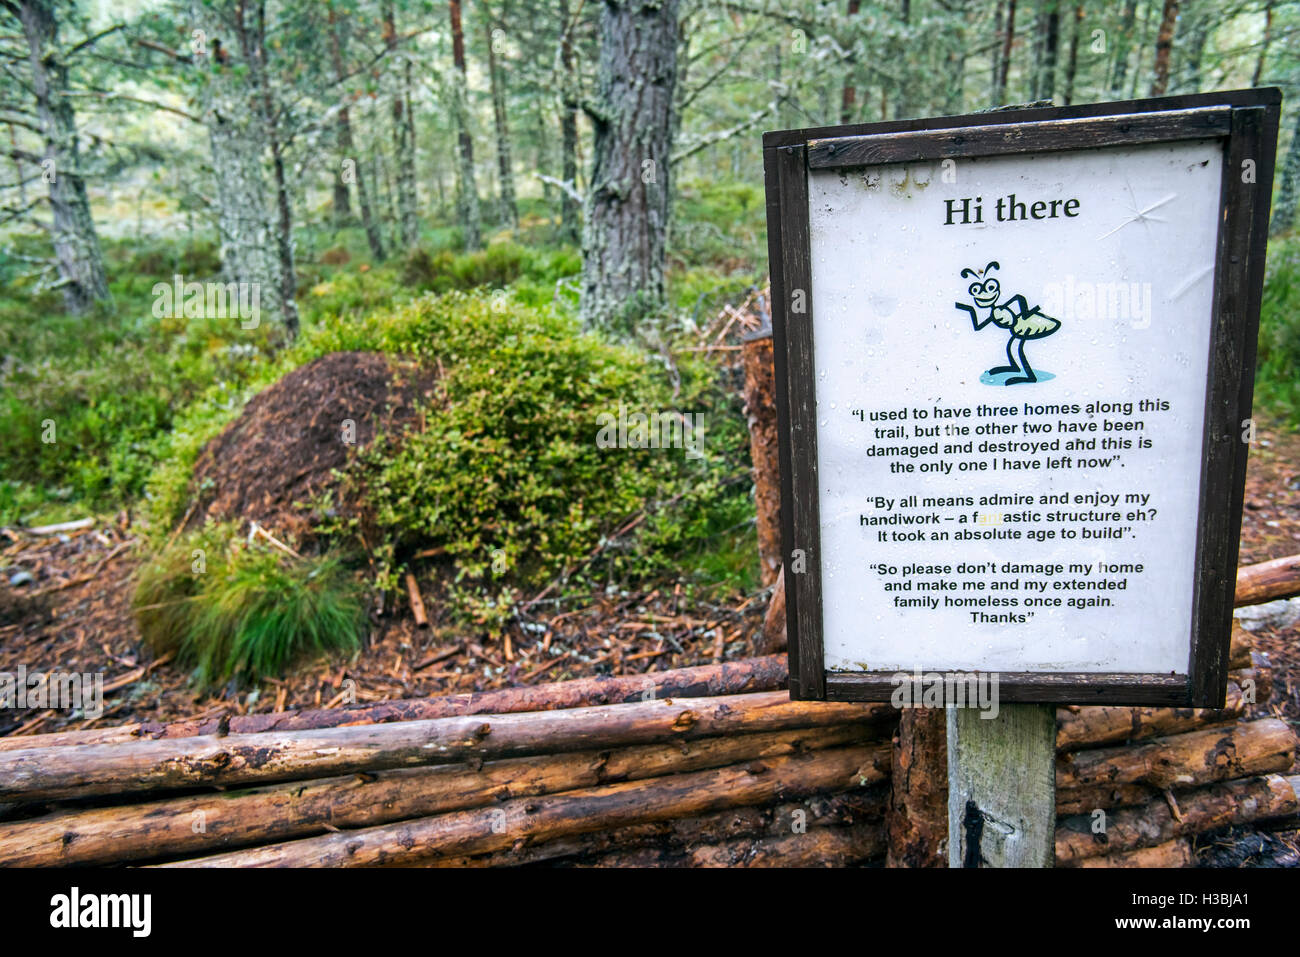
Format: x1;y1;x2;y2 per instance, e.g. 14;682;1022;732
0;559;1297;867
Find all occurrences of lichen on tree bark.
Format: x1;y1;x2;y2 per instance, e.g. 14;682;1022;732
579;0;680;335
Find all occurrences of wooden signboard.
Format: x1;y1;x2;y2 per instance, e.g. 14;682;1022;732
763;90;1281;708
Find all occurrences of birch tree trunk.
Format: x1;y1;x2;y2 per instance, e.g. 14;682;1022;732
579;0;680;334
18;0;110;314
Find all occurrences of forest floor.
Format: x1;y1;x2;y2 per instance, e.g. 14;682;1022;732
0;514;771;735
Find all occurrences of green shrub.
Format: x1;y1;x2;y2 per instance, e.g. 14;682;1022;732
349;292;679;581
135;527;364;688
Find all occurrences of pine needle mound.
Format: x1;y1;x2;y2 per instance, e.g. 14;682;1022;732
186;350;436;540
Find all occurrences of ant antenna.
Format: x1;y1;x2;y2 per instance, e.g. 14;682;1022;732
960;267;980;279
984;261;1000;274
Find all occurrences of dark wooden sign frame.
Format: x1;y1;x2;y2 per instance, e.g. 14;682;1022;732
763;89;1281;708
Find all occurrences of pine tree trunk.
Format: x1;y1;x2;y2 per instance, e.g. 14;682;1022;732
893;0;911;119
1038;4;1059;102
485;15;518;229
1148;0;1180;97
449;0;482;250
239;3;299;338
384;3;420;249
579;0;680;333
558;0;580;242
1128;1;1151;98
197;5;284;330
326;2;385;260
943;0;968;114
1062;3;1082;105
331;123;353;228
1108;0;1137;98
326;5;352;228
840;0;861;123
994;0;1016;105
18;0;110;314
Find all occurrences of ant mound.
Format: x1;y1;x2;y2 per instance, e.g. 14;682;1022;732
187;351;436;542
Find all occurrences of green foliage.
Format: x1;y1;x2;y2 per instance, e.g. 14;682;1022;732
134;527;364;689
1258;235;1300;425
0;238;276;525
671;179;766;270
398;240;579;296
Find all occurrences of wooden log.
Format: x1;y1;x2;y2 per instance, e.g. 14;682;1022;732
1055;783;1160;816
754;566;787;656
584;820;885;868
1234;658;1273;704
1056;682;1246;752
0;655;793;752
0;724;876;867
886;707;948;868
1055;773;1299;863
948;703;1056;868
404;572;429;628
1070;838;1194;868
741;330;782;588
431;788;888;868
1228;621;1252;669
1056;662;1271;753
160;744;891;867
1056;717;1296;792
0;692;887;802
1235;552;1300;607
0;724;151;753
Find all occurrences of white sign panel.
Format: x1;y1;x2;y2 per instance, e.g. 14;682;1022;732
807;139;1223;675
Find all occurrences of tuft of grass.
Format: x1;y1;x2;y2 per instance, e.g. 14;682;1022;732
134;528;364;689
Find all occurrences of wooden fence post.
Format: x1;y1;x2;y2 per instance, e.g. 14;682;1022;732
741;324;782;589
886;707;949;867
947;703;1055;868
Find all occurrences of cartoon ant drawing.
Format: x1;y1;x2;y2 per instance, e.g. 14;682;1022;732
954;261;1060;385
